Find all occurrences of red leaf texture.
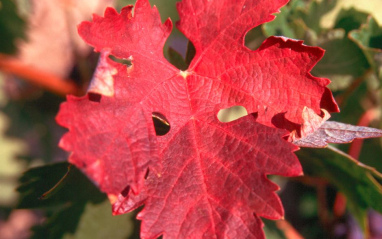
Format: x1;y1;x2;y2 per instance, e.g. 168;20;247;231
56;0;339;238
113;115;302;239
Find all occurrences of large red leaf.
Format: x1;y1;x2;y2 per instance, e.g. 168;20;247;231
113;115;302;238
56;0;339;238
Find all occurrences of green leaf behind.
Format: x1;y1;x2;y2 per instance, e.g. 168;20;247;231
350;17;382;80
0;0;26;54
17;162;133;239
297;146;382;231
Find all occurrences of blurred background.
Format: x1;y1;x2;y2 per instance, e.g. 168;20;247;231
0;0;382;238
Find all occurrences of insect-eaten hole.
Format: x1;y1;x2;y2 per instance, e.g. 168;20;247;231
217;106;248;123
166;40;195;70
185;40;196;66
88;92;102;102
108;55;132;66
244;26;266;50
152;112;170;136
144;168;150;179
120;185;130;197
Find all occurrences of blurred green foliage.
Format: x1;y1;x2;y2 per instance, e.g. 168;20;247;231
17;162;133;239
0;0;26;54
297;146;382;231
0;0;382;238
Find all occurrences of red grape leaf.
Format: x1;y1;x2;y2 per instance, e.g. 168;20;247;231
112;115;303;239
293;121;382;148
56;0;339;238
56;1;175;195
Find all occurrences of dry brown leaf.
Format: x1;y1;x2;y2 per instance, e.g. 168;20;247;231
293;121;382;148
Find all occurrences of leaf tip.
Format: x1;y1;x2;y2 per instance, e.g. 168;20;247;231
108;194;118;205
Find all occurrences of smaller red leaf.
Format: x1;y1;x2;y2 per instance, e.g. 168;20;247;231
293;121;382;148
87;49;117;97
289;107;331;141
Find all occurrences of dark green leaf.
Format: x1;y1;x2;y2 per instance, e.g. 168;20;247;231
295;0;337;34
167;47;188;70
312;29;370;90
334;7;369;33
297;146;382;231
17;162;133;239
350;17;382;80
1;92;65;165
262;0;306;39
17;162;104;209
0;0;26;54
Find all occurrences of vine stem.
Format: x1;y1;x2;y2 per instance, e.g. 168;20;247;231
335;69;372;108
276;220;304;239
348;108;380;159
335;108;380;229
291;176;331;229
0;53;81;96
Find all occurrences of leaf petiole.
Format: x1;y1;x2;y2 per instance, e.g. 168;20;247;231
39;164;73;200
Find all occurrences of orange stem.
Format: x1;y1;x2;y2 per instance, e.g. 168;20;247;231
335;69;372;108
336;108;380;219
333;192;347;218
348;108;380;159
0;53;81;96
292;176;328;186
276;220;304;239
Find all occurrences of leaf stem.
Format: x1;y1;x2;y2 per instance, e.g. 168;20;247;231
317;182;329;229
333;192;347;218
39;164;73;200
0;53;82;96
275;220;304;239
335;69;372;108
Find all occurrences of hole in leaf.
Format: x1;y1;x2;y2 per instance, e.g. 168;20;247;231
108;55;132;66
152;112;170;136
185;40;196;65
244;26;266;50
166;38;195;70
88;93;102;102
120;185;130;197
217;106;248;123
168;47;188;70
144;169;150;179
